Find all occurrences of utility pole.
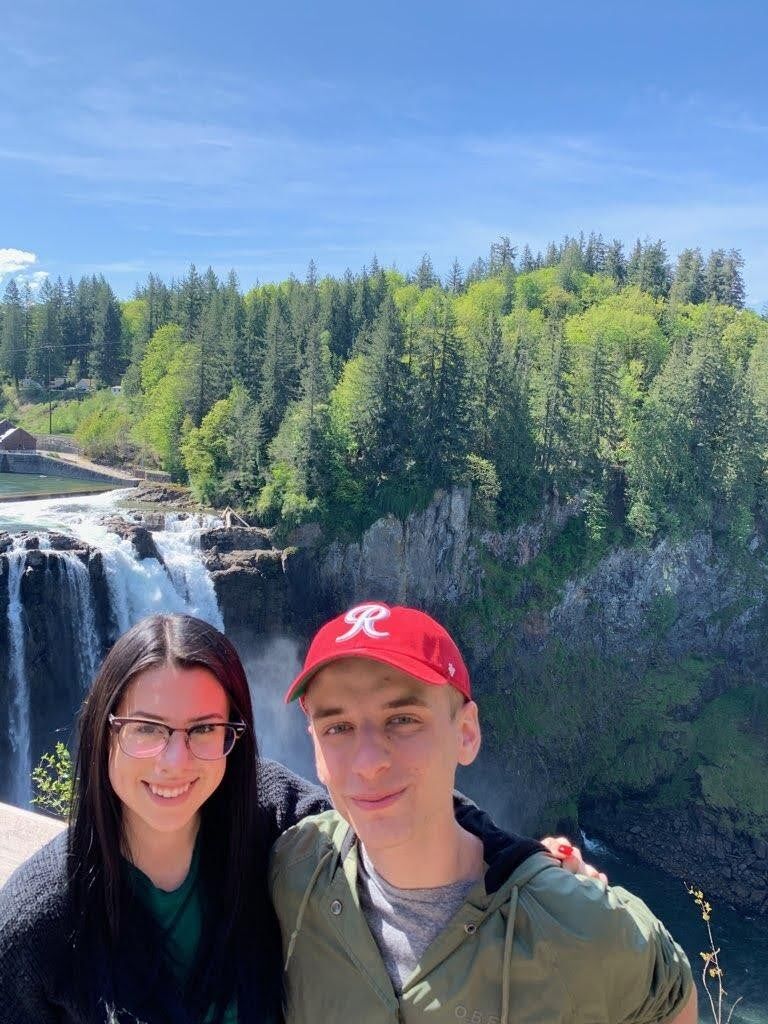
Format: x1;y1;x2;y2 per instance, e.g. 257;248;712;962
46;345;53;435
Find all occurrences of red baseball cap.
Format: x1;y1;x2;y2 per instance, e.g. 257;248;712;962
284;602;471;704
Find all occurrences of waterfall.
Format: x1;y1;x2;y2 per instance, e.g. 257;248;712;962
71;508;224;634
7;542;31;807
58;553;100;689
154;515;223;630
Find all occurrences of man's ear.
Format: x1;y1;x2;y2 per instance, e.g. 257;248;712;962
456;700;481;766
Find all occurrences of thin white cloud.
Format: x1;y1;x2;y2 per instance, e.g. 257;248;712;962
0;248;37;275
24;270;50;295
0;250;51;296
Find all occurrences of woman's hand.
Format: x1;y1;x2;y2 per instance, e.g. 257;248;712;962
539;836;609;885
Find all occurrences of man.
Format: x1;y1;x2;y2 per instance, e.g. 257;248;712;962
270;602;695;1024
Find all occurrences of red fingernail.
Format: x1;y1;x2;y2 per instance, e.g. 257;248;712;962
557;844;574;857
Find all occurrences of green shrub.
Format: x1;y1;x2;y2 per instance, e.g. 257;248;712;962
32;742;73;819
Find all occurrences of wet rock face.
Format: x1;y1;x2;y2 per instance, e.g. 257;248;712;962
102;519;165;564
0;546;110;801
199;526;273;554
0;557;11;794
318;488;477;608
211;552;294;635
131;484;195;507
551;533;768;661
480;492;585;565
211;489;481;636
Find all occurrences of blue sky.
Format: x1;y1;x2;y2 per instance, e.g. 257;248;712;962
1;0;767;305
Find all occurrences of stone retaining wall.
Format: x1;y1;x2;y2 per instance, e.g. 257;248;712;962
0;451;137;486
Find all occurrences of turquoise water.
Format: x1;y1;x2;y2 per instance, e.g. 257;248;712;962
0;473;117;501
585;836;768;1024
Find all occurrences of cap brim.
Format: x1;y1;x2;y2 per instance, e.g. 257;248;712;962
284;649;451;703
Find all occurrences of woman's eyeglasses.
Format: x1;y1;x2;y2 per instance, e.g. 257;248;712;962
108;714;246;760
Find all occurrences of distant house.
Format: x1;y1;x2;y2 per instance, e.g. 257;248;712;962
110;385;122;395
20;378;43;389
0;418;14;435
0;427;37;451
75;378;95;393
49;377;68;390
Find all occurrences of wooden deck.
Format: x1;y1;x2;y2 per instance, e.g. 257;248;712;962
0;801;65;887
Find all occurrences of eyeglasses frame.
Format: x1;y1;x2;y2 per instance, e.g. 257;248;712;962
107;713;247;760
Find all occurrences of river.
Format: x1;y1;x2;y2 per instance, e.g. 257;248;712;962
579;834;768;1024
0;472;117;502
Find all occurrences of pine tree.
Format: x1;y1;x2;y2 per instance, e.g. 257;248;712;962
135;273;172;354
177;264;207;341
489;236;517;274
219;270;246;385
544;241;560;267
447;259;464;294
351;269;374;338
670;249;705;305
465;257;488;285
520;245;536;274
723;249;746;308
603;240;627;285
300;328;332;426
414;253;438;290
0;280;27;383
583;232;606;274
87;281;123;384
536;318;575;489
259;299;297;440
627;239;670;298
411;297;471;487
319;277;353;365
704;249;746;307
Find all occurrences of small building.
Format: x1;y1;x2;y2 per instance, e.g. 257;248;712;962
110;385;122;395
0;418;14;435
0;427;37;452
49;377;68;390
20;378;42;390
75;378;95;393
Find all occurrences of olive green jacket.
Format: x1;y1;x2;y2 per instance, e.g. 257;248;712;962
269;810;692;1024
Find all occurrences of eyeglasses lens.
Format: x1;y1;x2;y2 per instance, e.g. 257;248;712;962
189;725;236;759
118;722;237;759
120;722;168;757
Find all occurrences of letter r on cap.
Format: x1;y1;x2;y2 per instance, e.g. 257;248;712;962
336;603;391;642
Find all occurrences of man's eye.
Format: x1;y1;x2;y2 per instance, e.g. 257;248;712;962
388;715;419;727
325;723;352;736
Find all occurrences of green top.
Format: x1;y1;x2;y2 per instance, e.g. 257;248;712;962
127;844;237;1024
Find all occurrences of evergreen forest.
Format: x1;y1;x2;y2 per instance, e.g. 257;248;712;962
1;235;766;544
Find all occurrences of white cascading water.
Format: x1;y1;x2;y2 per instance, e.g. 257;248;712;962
1;490;225;807
153;512;223;629
7;540;32;807
57;554;101;688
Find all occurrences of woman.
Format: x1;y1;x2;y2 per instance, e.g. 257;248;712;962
0;613;600;1024
0;613;329;1024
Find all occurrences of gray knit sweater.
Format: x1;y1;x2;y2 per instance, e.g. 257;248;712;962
0;759;329;1024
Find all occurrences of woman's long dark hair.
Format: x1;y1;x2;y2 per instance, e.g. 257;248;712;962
69;613;282;1023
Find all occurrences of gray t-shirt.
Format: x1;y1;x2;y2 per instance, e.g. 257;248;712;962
357;844;481;993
